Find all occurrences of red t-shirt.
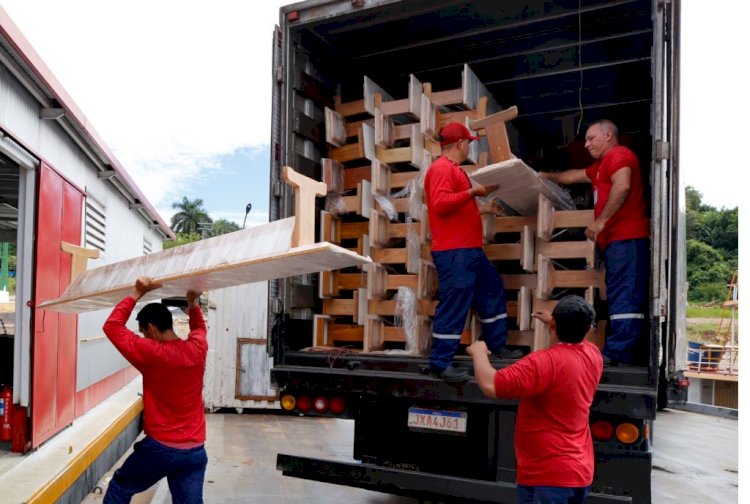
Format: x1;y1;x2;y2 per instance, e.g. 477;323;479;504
584;145;649;249
494;340;603;487
424;156;483;251
104;297;208;445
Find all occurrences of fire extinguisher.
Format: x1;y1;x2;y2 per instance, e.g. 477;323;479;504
0;384;13;442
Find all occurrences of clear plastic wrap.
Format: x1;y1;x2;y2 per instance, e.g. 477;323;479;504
325;194;347;215
40;217;371;313
394;286;419;354
470;158;574;215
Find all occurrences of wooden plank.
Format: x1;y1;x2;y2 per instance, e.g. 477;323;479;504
386;274;418;291
343;165;372;190
484;243;523;261
340;222;370;240
537;241;596;265
323;298;356;317
493;216;536;233
554;210;594;229
60;241;100;282
335;96;365;117
371;247;407;264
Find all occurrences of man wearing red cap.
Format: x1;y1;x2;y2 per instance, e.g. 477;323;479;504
424;122;522;382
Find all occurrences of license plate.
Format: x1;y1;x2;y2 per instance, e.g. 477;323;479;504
407;407;467;434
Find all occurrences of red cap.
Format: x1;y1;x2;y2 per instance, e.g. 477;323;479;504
438;122;479;146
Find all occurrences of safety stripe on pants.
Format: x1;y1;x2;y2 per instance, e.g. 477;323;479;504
610;313;645;320
432;333;462;340
479;313;508;324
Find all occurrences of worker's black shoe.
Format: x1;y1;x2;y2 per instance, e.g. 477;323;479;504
495;347;523;359
432;366;470;382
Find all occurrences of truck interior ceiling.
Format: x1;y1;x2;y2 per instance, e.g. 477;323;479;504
0;150;19;440
286;0;655;363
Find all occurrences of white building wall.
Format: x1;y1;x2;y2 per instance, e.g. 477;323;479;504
1;58;166;391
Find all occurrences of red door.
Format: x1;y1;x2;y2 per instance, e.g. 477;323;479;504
32;163;83;447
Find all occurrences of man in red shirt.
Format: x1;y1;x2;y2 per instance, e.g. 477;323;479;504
542;120;649;365
103;277;208;504
468;295;603;503
425;122;522;382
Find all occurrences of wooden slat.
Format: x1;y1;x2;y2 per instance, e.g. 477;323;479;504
323;298;355;316
386;274;418;290
554;210;594;229
340;222;370;240
335;97;366;117
343;165;372;190
493;216;536;233
371;247;407;264
483;243;522;261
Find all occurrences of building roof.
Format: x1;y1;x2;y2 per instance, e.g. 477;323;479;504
0;7;174;239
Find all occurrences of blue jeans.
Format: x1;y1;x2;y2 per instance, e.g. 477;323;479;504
517;485;590;504
601;238;649;364
430;248;508;371
104;436;208;504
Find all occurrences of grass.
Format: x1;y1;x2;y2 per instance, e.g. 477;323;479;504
686;305;730;318
686;303;738;345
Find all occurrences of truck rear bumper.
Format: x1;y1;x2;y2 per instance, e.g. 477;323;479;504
277;454;632;503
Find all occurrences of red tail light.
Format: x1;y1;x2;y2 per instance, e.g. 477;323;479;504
591;420;614;441
313;396;329;413
296;395;312;413
330;397;346;415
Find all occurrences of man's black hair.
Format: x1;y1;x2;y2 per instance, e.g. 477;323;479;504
552;295;596;343
136;303;173;332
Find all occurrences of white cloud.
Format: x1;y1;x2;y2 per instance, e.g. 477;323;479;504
2;0;288;211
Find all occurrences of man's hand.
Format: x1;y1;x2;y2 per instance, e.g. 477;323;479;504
133;277;162;300
469;183;498;198
532;309;553;325
467;340;490;357
186;290;202;308
585;218;606;242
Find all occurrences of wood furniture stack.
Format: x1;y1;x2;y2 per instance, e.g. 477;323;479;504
312;64;605;354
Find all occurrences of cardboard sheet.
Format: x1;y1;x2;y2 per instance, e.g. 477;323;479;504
470;158;574;215
40;217;371;313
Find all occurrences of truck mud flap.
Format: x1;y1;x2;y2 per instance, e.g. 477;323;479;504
277;454;632;503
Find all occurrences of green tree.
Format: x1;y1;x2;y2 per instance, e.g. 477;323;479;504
212;219;241;236
170;197;212;235
686;239;732;302
163;232;202;250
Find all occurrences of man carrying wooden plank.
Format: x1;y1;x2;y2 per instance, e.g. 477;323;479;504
541;120;649;366
425;122;522;382
103;278;208;504
467;295;603;503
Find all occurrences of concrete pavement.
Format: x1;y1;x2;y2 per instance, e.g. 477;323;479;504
83;407;738;503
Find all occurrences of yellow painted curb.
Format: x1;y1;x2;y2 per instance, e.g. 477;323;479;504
26;398;143;504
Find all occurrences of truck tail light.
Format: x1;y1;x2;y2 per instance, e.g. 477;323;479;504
280;394;296;411
330;397;346;415
313;396;329;414
615;423;640;444
297;395;312;413
678;379;690;388
591;420;614;441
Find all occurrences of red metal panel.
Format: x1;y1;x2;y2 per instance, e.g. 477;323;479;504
56;182;83;426
32;163;83;447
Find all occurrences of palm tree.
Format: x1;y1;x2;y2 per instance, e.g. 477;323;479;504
170;197;212;234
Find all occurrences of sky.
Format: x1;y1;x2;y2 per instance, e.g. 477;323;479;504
1;1;744;228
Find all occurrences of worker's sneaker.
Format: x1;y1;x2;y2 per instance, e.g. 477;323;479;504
432;366;470;382
495;347;523;359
